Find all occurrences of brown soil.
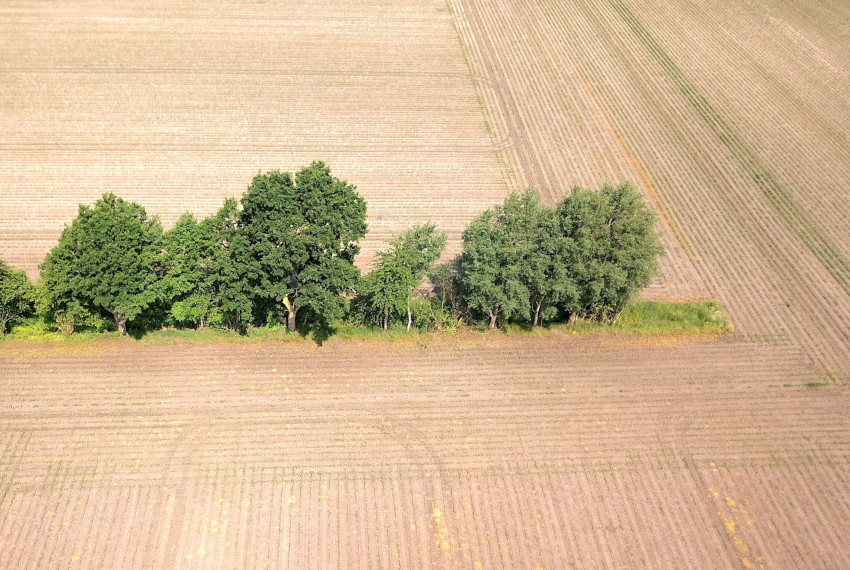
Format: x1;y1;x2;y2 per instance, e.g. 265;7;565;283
1;337;849;567
2;0;850;567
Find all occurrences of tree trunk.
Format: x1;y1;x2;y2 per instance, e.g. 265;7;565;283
283;296;297;332
569;311;578;324
533;301;542;327
115;313;129;336
407;304;412;331
488;310;498;329
0;309;12;336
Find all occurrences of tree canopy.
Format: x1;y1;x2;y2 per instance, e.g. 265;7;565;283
357;223;446;330
0;259;35;335
15;166;661;338
159;199;252;330
459;190;541;328
555;182;663;321
39;193;163;335
238;162;367;331
459;184;662;327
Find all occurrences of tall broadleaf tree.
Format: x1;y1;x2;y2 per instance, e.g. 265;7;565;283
160;212;208;326
459;190;540;328
158;199;251;330
555;182;662;321
39;193;163;336
523;204;577;326
358;223;446;330
204;198;253;330
239;162;367;331
0;259;36;336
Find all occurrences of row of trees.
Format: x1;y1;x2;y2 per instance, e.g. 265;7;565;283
460;184;662;328
0;162;662;337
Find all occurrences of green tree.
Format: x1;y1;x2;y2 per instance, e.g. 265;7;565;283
524;205;577;326
357;223;446;330
202;199;254;330
158;202;249;330
239;162;367;331
459;190;540;328
555;182;662;321
0;259;36;336
39;193;163;336
160;213;208;326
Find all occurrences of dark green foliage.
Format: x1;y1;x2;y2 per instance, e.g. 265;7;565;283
238;162;367;331
458;183;662;327
206;199;253;330
459;190;541;328
160;200;251;330
355;223;447;330
0;259;36;335
555;183;663;321
523;205;576;326
160;213;206;325
39;193;163;335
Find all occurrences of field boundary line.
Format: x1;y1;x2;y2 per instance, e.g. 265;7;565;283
445;0;521;193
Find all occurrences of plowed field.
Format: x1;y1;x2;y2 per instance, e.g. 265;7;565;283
3;0;850;568
450;0;850;372
0;0;506;275
2;337;849;568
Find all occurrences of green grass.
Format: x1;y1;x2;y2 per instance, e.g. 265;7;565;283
3;300;731;347
500;300;731;337
609;300;732;335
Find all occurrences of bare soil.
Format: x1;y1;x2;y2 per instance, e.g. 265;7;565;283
1;336;849;568
2;0;850;567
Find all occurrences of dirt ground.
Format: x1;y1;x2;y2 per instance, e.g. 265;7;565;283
1;335;849;568
2;0;850;567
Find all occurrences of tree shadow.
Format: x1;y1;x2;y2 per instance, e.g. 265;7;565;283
295;321;336;347
128;327;147;341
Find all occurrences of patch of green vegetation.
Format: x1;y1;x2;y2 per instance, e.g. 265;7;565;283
5;317;101;342
806;382;828;388
610;300;733;335
5;300;731;346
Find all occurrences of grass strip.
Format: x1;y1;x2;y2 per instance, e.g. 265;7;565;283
4;300;731;347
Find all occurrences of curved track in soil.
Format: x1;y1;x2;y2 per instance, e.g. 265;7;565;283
2;0;850;567
1;337;849;568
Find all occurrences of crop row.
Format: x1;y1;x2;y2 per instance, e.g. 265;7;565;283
2;337;849;567
449;0;850;375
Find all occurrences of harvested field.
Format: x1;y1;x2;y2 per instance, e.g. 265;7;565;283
1;337;849;567
450;0;850;374
3;0;850;567
0;0;506;276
